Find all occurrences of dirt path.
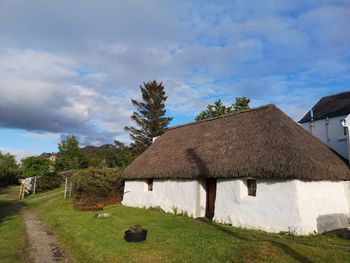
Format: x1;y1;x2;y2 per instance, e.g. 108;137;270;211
23;208;71;263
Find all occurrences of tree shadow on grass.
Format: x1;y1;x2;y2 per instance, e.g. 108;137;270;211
204;220;312;263
0;198;26;224
269;240;313;263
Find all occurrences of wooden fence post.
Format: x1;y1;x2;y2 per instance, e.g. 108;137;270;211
33;176;37;194
64;176;68;198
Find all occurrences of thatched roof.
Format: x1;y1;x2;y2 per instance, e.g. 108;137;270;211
123;105;350;181
299;91;350;123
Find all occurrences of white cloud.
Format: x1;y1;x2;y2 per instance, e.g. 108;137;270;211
0;0;349;146
0;48;133;145
0;146;36;161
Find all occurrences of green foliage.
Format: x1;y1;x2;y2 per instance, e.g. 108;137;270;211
195;97;251;121
71;167;124;204
125;80;173;154
114;141;136;167
36;175;62;192
56;136;87;171
85;147;119;168
195;100;231;121
128;224;145;233
84;144;134;168
21;156;53;178
233;97;250;112
20;156;60;192
0;152;19;186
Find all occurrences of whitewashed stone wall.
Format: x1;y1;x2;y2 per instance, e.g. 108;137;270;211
214;179;350;235
214;179;302;234
296;180;350;233
123;178;350;235
122;179;206;217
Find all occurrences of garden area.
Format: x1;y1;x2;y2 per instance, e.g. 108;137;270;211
1;132;350;262
1;184;350;263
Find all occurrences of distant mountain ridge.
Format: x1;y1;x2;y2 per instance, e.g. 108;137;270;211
40;144;119;158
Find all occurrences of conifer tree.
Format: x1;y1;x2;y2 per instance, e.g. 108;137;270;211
125;81;172;154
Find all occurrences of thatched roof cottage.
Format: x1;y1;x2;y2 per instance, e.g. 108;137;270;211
122;105;350;235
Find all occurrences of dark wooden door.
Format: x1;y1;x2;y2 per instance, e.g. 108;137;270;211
206;178;217;219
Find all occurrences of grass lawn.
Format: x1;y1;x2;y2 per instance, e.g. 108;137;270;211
24;188;350;263
0;186;28;263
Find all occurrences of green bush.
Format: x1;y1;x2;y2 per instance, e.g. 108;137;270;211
71;167;124;204
36;175;62;192
0;152;20;187
21;156;54;178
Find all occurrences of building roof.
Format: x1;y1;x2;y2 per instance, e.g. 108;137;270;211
299;91;350;123
123;105;350;181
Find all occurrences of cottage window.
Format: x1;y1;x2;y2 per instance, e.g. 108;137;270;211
247;179;256;196
341;119;347;136
147;179;153;191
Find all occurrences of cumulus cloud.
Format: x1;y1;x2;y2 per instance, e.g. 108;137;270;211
0;48;132;145
0;0;349;148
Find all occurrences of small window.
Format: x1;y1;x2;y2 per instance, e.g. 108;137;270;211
247;179;256;196
147;179;153;191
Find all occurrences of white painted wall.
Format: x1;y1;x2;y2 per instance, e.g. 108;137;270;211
300;115;349;159
122;179;206;217
214;179;303;234
123;178;350;235
296;180;350;233
214;179;350;235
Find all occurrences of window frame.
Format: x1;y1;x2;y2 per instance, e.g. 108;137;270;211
147;179;153;191
247;179;257;197
341;119;347;136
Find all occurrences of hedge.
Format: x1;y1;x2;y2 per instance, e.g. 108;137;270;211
71;167;124;205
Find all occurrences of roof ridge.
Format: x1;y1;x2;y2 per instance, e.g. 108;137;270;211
320;90;350;99
168;104;276;131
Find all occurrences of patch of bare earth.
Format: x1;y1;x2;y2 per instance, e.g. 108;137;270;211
23;210;71;263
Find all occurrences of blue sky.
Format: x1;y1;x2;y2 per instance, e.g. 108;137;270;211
0;0;349;158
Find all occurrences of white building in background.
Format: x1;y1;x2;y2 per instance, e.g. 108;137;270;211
122;105;350;235
299;91;350;161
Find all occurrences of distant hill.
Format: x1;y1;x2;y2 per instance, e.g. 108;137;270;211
81;144;119;155
40;143;133;168
40;152;53;158
40;144;119;158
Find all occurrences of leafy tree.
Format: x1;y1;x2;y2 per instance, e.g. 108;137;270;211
84;146;119;168
195;97;251;121
114;140;135;167
0;151;19;186
233;97;250;112
56;136;87;171
195;100;230;121
125;80;173;154
21;156;53;178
